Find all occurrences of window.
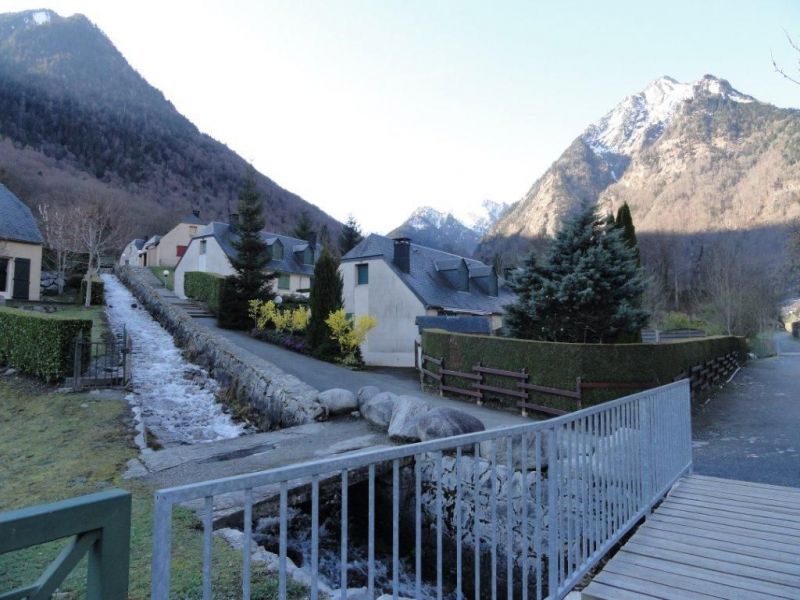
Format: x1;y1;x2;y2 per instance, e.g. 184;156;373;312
303;247;314;265
199;240;207;255
272;241;284;260
357;264;369;285
278;273;290;290
189;226;198;236
0;258;7;292
176;245;187;257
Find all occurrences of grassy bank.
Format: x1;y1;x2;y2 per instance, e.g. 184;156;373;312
149;266;175;291
0;377;299;598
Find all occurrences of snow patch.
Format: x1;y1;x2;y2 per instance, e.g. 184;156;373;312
32;11;51;25
101;274;245;446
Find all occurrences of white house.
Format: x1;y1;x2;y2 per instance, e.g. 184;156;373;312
134;210;207;268
119;238;145;266
174;221;317;298
340;235;513;367
0;184;44;301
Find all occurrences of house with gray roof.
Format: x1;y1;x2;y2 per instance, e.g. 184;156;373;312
340;234;513;367
0;184;44;301
119;238;145;266
174;220;317;299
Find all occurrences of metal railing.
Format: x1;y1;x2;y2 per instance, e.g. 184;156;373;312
0;489;131;600
71;327;132;390
152;380;692;600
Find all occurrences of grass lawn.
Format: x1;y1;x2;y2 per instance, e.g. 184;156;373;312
149;266;175;291
0;377;301;599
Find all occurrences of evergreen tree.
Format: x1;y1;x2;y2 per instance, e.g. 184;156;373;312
220;172;274;329
307;247;344;354
293;209;315;242
506;204;648;343
339;214;364;255
614;202;641;266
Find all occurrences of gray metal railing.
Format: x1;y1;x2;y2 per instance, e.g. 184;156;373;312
0;489;131;600
151;380;692;600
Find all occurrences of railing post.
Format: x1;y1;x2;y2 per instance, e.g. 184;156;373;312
639;396;654;508
87;491;131;600
73;332;83;391
151;494;174;600
547;428;559;596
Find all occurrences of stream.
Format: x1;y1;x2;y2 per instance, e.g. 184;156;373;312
101;274;245;447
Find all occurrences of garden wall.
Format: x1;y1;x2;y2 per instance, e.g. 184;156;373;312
422;330;747;411
115;266;324;430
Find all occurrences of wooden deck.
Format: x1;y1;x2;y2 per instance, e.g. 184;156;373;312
582;474;800;600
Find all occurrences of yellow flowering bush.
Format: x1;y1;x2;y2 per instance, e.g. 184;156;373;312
248;299;278;330
249;299;310;335
325;309;378;364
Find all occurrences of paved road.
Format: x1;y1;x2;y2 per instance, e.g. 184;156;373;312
692;331;800;488
190;316;532;431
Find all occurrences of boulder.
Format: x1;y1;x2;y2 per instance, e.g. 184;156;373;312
388;396;430;442
356;385;380;409
360;392;398;430
317;388;357;416
416;406;485;441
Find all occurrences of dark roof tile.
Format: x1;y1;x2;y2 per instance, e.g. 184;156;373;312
0;184;43;244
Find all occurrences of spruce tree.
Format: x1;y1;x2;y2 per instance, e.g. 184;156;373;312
339;215;364;255
307;247;344;354
506;203;648;343
293;209;315;242
220;172;274;329
614;202;641;266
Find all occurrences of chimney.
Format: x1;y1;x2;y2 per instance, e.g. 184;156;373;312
393;237;411;273
192;209;200;218
229;212;239;233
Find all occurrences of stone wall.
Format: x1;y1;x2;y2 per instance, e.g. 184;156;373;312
115;266;324;430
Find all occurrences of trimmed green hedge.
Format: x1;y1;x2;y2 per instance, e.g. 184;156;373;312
184;271;225;314
422;330;747;411
0;306;92;380
79;277;105;305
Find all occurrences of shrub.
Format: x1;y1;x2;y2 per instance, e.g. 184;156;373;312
422;330;747;411
0;306;92;380
184;271;225;314
79;277;104;305
325;309;377;366
217;276;251;330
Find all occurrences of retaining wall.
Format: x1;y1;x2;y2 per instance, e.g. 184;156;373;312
115;266;324;430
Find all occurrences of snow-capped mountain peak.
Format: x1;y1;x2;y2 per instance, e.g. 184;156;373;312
407;206;452;230
583;75;754;157
31;10;52;25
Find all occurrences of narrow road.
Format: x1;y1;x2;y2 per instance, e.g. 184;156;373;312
692;331;800;487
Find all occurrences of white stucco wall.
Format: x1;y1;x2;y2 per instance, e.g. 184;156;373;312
119;241;140;266
156;222;201;267
340;258;426;367
0;241;42;301
175;237;311;299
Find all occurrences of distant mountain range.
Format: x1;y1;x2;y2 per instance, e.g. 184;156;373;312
0;9;340;239
388;200;508;257
479;75;800;262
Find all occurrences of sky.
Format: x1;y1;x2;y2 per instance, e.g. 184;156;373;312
3;1;800;234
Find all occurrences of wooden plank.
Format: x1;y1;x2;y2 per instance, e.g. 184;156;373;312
685;475;800;497
517;401;567;417
640;519;800;556
648;512;799;545
440;368;481;381
634;528;799;564
604;555;789;600
473;383;528;399
472;365;527;378
419;368;442;382
440;385;481;399
675;482;800;510
658;500;800;533
625;538;800;577
580;581;664;600
656;505;799;538
518;381;581;399
593;569;724;600
667;490;800;519
421;354;443;366
619;544;800;589
663;496;800;527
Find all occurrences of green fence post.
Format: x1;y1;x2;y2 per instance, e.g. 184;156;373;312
87;491;131;600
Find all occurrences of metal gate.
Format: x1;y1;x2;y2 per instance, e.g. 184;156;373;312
70;327;132;390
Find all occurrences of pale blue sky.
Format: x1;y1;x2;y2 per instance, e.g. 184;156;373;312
3;1;800;233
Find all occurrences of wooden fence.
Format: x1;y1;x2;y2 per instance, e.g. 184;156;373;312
420;349;740;417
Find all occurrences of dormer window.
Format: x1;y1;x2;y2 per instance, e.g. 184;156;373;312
303;247;314;265
272;240;284;260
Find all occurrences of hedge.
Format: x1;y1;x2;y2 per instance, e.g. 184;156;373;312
0;306;93;380
184;271;225;314
79;277;105;305
422;330;747;412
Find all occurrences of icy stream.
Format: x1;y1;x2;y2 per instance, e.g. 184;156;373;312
102;274;245;447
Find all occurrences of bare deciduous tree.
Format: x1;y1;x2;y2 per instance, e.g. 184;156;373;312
772;30;800;86
73;199;132;307
37;202;79;295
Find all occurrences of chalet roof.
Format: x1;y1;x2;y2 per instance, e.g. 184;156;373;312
342;234;512;315
197;221;316;276
0;184;43;245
